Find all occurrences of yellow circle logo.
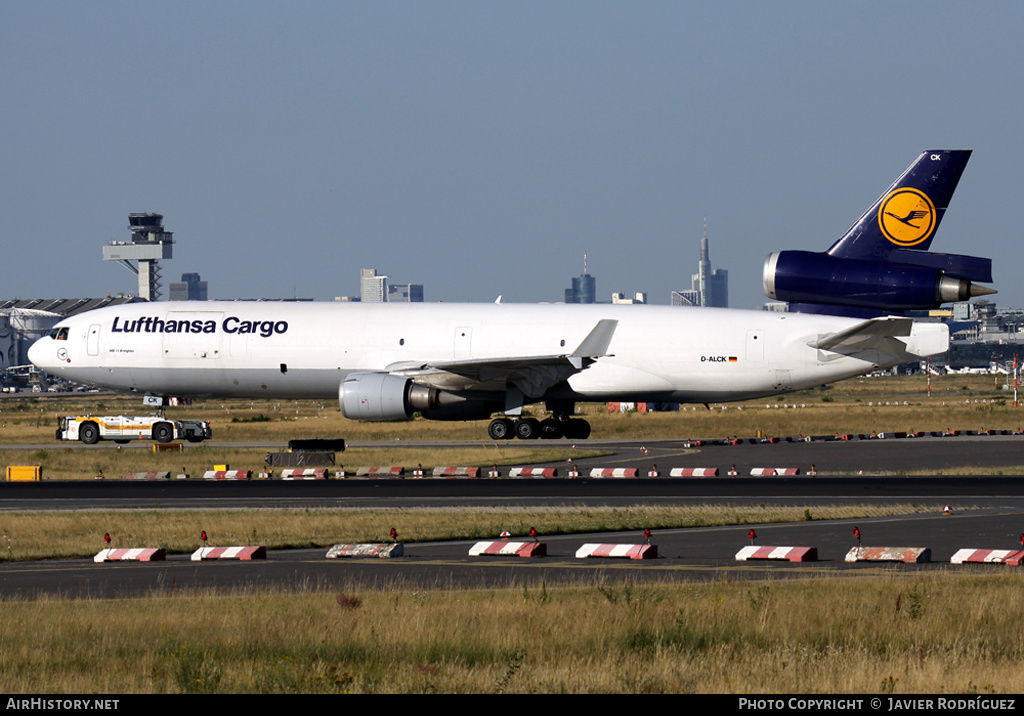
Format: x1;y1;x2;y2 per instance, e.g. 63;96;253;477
878;188;936;247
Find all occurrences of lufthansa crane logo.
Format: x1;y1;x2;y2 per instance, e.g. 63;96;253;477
878;187;936;247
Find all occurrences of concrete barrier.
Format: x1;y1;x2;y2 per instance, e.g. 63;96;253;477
191;546;266;561
94;548;166;563
735;546;817;562
203;470;252;480
845;547;931;563
575;543;657;560
508;467;558;478
669;467;719;477
279;468;329;480
950;549;1024;565
469;541;546;558
326;543;404;558
589;468;640;478
433;467;481;478
355;467;405;478
124;472;171;480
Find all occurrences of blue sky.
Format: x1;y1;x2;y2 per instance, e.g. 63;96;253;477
2;1;1021;308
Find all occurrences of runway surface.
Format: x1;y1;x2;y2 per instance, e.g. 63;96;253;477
3;436;1024;599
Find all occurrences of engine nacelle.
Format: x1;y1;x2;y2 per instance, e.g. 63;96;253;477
764;250;992;312
338;372;468;421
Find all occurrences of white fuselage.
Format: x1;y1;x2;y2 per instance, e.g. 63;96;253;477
28;301;947;407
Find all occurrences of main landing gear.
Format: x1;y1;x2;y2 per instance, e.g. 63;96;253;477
486;416;591;440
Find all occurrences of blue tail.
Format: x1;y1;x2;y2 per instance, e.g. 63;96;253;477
764;150;994;317
829;150;971;258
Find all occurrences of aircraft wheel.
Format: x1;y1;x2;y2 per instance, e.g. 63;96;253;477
515;418;540;440
563;418;591;440
539;418;563;439
488;418;515;440
152;422;174;444
80;422;100;445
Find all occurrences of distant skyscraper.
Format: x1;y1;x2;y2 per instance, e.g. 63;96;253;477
675;220;728;307
168;272;208;301
388;283;424;302
564;251;597;304
360;268;388;303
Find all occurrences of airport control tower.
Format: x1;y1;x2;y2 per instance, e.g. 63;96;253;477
102;213;174;301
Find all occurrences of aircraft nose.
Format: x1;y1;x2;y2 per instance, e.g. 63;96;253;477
27;336;51;369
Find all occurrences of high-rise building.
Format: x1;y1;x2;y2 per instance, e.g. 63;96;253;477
564;252;597;303
168;272;208;301
388;283;424;302
674;220;728;307
360;268;388;303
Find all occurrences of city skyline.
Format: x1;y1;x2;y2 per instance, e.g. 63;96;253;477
2;4;1021;309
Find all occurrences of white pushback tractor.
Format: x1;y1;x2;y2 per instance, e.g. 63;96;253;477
56;415;212;445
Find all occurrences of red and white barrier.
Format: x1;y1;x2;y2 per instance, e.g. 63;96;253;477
469;541;546;558
355;466;405;477
588;468;640;478
124;472;171;480
433;467;481;478
749;467;801;476
280;468;329;480
575;543;657;560
326;543;404;558
94;548;166;563
669;467;719;477
735;546;817;562
203;470;252;480
508;467;558;478
845;547;931;563
191;546;267;561
951;549;1024;566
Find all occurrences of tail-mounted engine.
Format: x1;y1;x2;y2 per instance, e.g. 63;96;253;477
763;249;995;313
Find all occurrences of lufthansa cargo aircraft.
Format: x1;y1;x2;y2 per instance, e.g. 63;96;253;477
29;150;993;440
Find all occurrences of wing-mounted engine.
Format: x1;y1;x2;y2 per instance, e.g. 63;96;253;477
338;373;458;421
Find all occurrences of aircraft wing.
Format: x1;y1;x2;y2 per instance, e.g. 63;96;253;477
386;319;618;398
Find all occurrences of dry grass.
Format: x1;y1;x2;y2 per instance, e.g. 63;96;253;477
1;573;1022;693
2;373;1023;446
0;503;934;561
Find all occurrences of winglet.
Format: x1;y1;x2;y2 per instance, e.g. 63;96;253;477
568;319;618;369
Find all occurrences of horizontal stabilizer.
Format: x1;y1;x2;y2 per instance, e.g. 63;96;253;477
810;317;913;353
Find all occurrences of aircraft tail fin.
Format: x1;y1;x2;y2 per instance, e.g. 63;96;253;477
828;150;971;259
763;150;994;315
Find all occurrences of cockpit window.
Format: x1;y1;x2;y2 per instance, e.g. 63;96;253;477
49;327;69;340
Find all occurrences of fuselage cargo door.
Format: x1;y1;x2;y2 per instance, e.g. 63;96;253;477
87;324;101;357
161;312;225;363
454;326;472;360
746;330;764;362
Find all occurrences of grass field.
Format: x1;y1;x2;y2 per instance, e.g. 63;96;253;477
2;375;1022;693
1;573;1022;694
0;503;937;562
2;373;1022;445
3;373;1024;480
